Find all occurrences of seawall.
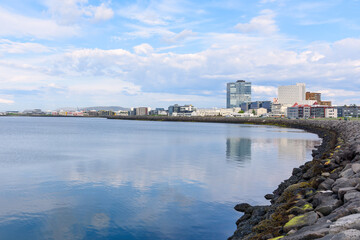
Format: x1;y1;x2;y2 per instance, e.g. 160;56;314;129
108;116;360;239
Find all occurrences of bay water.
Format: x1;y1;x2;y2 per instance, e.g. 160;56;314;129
0;117;321;239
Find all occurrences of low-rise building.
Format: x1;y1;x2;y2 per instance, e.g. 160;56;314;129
134;107;150;116
287;104;337;119
149;108;168;116
115;110;129;116
334;105;359;118
168;104;196;116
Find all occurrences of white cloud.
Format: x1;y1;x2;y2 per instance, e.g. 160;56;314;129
235;9;278;35
117;0;185;25
252;85;277;96
0;39;52;54
164;29;197;43
91;3;114;21
318;89;359;98
133;43;154;55
118;4;170;25
45;0;114;24
0;7;77;39
2;32;360;110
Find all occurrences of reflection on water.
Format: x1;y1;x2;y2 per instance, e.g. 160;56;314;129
0;117;321;240
226;138;251;163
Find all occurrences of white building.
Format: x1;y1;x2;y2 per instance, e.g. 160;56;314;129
254;108;268;117
116;110;129;116
325;108;338;118
193;108;242;117
278;83;306;105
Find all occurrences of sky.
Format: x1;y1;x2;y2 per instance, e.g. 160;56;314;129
0;0;360;111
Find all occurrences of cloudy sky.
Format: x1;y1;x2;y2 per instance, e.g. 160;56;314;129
0;0;359;111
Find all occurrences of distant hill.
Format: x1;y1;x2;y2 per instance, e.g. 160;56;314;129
80;106;130;111
55;106;129;112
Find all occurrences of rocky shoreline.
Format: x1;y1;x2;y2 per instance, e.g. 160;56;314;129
108;116;360;239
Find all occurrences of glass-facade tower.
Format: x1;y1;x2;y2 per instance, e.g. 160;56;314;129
226;80;251;108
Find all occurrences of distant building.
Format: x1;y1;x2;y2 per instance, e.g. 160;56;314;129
306;92;332;106
287;103;337;119
306;92;321;102
240;101;272;113
149;108;168;116
23;109;44;115
88;110;98;116
278;83;306;105
254;108;268;117
320;101;332;107
135;107;150;116
226;80;251;108
168;104;196;116
334;105;359;118
115;110;129;116
98;110;115;116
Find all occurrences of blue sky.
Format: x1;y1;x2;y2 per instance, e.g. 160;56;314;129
0;0;360;111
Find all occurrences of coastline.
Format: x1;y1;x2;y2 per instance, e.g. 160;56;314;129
108;116;360;239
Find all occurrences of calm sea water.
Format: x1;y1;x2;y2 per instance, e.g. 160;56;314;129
0;117;321;240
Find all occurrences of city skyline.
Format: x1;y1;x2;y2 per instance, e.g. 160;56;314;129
1;0;360;111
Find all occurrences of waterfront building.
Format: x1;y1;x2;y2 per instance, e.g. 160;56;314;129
240;102;250;112
241;101;272;113
88;110;98;116
334;105;359;118
254;108;268;117
270;103;290;117
115;110;129;116
193;108;242;117
226;80;251;108
168;104;196;116
278;83;306;105
287;103;337;119
98;110;115;116
135;107;150;116
149;108;168;116
23;109;44;115
325;108;337;118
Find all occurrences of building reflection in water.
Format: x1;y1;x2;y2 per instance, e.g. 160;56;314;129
277;138;321;162
226;136;321;165
226;138;252;163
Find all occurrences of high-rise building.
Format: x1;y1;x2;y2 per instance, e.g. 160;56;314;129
226;80;251;108
278;83;306;105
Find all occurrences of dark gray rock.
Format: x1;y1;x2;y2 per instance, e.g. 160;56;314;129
340;168;355;178
318;229;360;240
315;196;342;216
332;177;358;193
344;191;360;203
338;187;357;199
318;178;335;191
282;221;331;240
329;213;360;233
234;203;253;214
264;194;274;200
283;211;319;232
352;163;360;174
292;167;302;175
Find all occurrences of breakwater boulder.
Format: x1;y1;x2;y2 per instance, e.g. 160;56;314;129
108;116;360;239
